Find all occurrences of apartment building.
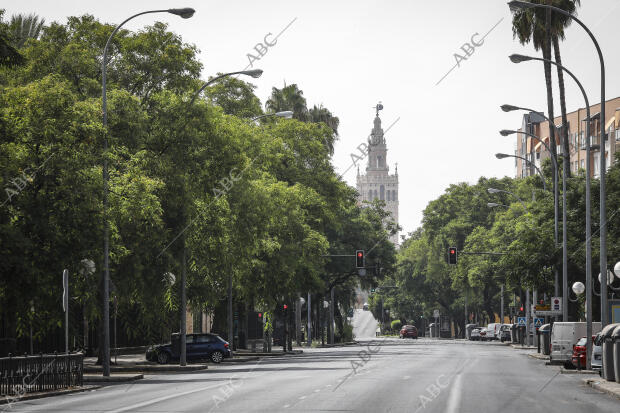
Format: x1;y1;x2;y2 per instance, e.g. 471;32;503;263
515;96;620;179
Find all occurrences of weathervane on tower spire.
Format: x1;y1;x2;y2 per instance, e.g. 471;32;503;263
373;102;384;117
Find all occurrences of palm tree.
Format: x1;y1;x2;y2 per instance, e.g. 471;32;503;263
9;13;45;49
265;83;309;121
511;0;557;166
0;10;24;67
308;104;339;154
550;0;581;178
511;1;581;178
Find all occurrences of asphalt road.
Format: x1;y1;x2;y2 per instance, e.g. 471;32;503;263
4;339;620;412
351;308;378;339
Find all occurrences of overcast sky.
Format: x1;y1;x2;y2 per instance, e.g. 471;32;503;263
5;0;620;237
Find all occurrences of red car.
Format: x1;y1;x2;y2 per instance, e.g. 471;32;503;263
400;325;418;339
571;336;595;369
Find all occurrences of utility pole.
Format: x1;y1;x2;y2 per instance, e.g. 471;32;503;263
500;285;504;324
296;295;302;346
306;292;311;347
329;288;335;344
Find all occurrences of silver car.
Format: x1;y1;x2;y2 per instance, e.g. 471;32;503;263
592;333;602;370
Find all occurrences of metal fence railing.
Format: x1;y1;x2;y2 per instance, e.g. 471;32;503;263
0;353;83;397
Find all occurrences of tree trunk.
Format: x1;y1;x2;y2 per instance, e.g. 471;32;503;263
553;34;570;178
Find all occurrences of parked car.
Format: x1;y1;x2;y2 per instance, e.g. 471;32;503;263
478;328;488;341
592;332;603;371
550;322;602;367
399;325;418;339
363;303;369;311
484;323;502;341
146;333;231;364
499;324;512;342
465;324;478;340
470;327;483;341
571;336;595;369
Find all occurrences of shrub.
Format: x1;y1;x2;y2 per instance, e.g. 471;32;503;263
391;320;402;331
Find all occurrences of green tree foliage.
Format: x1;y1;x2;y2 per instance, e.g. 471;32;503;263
0;13;396;352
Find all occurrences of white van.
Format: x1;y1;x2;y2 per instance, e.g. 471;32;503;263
485;323;502;341
550;322;602;366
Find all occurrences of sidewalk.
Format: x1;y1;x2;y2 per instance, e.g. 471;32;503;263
583;378;620;400
0;385;100;405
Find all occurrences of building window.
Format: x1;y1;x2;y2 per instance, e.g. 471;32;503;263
377;156;382;168
387;190;391;202
374;190;377;200
380;185;385;201
368;190;372;201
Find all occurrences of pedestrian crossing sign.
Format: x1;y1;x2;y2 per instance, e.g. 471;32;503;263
534;318;543;328
517;317;526;326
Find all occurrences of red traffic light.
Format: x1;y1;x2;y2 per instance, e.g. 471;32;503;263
258;313;262;318
355;250;364;268
283;304;288;310
520;306;524;312
448;247;457;264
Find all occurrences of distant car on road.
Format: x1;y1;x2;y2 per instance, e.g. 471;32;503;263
485;323;502;341
399;325;418;339
363;303;369;311
470;327;483;341
146;333;231;364
592;332;603;371
499;324;512;342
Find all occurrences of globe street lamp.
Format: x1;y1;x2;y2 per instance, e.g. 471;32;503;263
101;7;195;377
495;153;546;191
509;0;608;330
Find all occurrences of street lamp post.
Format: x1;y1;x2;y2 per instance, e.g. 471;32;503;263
250;111;294;122
509;0;608;330
488;188;532;345
506;54;595;369
501;101;569;324
101;7;195;377
495;153;546;191
181;69;263;364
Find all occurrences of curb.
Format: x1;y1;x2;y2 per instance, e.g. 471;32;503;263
583;378;620;400
561;368;597;374
83;374;143;383
222;356;260;363
0;385;100;405
83;364;208;373
528;353;550;360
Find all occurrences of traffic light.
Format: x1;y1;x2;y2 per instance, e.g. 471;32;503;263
448;247;457;265
370;288;376;294
356;250;365;268
283;304;288;310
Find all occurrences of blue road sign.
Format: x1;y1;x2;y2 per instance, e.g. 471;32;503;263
517;317;526;326
534;318;544;328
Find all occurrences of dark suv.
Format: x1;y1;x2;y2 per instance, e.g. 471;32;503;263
146;333;231;364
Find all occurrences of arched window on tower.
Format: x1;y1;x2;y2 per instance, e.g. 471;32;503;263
377;156;382;168
374;190;378;200
393;190;398;201
368;190;372;201
380;185;385;201
387;190;391;202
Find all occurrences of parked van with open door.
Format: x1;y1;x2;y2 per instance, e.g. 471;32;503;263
550;322;602;367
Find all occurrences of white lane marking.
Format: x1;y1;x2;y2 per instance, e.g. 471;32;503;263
284;404;291;408
106;382;230;413
403;375;411;380
445;372;463;413
314;389;320;393
299;396;306;400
